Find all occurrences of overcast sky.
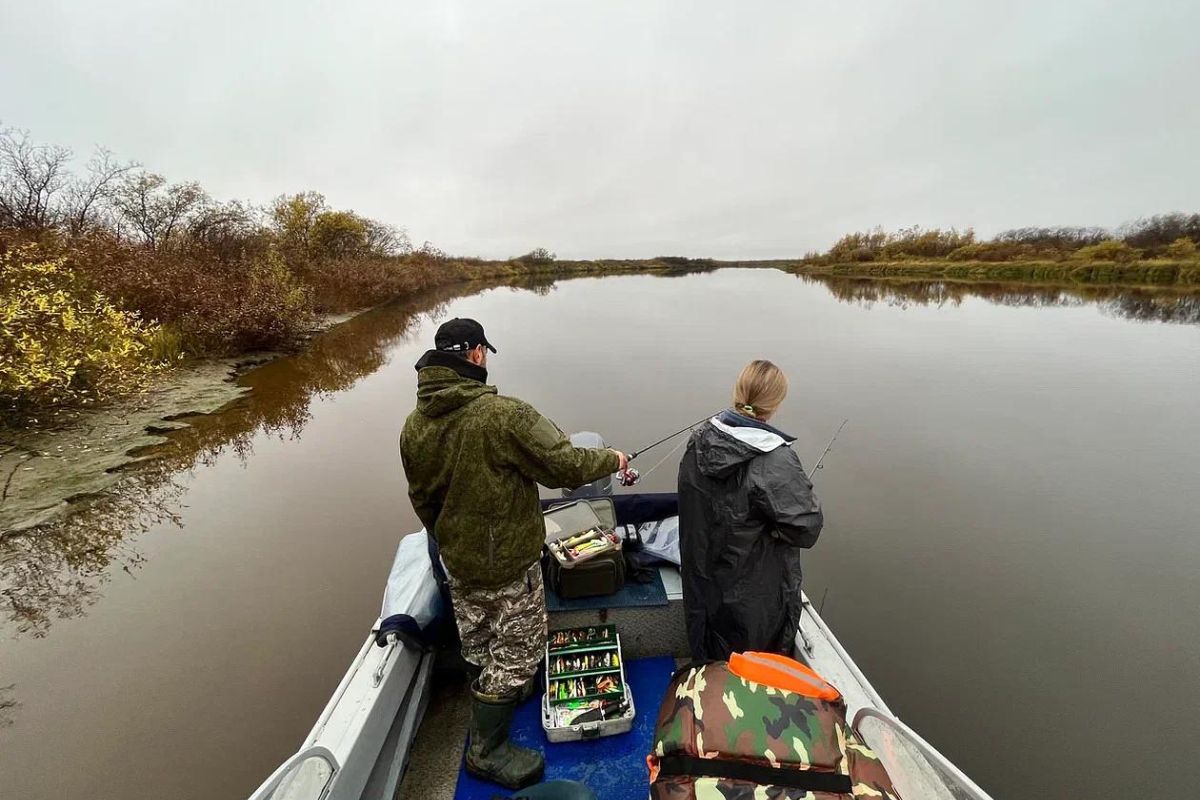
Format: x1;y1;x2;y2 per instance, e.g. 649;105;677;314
3;1;1198;259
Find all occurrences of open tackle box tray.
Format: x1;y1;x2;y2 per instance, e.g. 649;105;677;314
543;498;622;568
542;624;635;742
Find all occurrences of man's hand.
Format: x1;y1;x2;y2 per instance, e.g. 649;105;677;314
610;449;629;472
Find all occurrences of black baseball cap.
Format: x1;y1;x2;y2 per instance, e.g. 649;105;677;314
434;318;497;354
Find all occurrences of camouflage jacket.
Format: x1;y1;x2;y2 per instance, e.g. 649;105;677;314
649;661;901;800
400;351;618;589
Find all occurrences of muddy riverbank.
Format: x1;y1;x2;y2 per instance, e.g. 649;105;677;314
0;310;367;535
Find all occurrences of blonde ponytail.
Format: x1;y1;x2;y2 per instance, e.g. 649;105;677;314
733;360;788;421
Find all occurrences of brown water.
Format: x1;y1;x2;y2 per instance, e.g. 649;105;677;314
2;270;1199;799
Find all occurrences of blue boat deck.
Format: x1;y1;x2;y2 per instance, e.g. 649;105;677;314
452;656;677;800
397;565;687;800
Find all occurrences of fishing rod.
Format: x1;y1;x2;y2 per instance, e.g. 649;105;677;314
808;418;848;480
621;414;849;486
628;413;718;461
618;412;718;487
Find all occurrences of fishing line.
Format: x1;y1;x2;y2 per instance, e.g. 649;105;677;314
639;434;692;479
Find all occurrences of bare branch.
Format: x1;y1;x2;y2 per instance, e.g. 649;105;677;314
64;147;136;234
111;171;166;248
0;126;72;229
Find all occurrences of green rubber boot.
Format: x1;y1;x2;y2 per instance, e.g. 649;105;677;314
466;682;544;790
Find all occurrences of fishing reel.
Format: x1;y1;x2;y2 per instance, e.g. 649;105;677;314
617;467;641;487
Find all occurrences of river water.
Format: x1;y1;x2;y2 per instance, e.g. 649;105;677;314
2;269;1199;799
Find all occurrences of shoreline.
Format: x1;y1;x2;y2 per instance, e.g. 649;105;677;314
742;257;1200;287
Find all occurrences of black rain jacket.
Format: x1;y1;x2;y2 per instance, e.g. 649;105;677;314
677;410;824;660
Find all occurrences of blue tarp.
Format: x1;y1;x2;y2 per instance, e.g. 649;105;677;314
453;656;677;800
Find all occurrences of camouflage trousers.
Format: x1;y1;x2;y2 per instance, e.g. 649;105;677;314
447;561;547;696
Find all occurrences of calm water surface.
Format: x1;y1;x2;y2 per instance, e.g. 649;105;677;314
2;270;1199;799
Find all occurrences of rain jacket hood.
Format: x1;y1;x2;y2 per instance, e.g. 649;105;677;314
413;350;495;418
401;353;619;589
677;410;823;660
694;410;797;479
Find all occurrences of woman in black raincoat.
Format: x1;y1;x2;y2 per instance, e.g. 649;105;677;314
677;360;824;660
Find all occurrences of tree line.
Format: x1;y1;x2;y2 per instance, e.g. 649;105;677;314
812;216;1200;265
0;126;415;260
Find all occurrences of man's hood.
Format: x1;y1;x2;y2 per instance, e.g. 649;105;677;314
413;350;496;418
693;410;796;478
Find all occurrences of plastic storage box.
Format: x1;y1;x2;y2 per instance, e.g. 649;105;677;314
541;624;635;742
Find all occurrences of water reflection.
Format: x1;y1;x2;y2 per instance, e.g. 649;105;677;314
0;475;182;637
803;275;1200;324
0;684;16;728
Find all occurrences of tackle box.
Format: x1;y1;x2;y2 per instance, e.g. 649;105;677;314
543;498;627;598
541;624;635;742
543;498;622;568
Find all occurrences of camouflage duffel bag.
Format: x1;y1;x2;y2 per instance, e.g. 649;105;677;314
646;652;900;799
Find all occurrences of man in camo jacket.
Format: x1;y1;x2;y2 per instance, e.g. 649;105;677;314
401;318;626;791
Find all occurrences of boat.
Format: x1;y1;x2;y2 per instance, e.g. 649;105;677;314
249;492;996;800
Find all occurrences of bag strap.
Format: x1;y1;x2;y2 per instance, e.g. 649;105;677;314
655;754;852;794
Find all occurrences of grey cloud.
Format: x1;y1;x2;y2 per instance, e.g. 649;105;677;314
2;0;1197;258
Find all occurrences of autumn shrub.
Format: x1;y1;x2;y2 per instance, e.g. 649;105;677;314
146;324;184;363
156;251;313;353
1075;239;1141;263
512;247;557;265
1165;237;1198;259
202;252;313;351
0;246;166;411
948;243;988;261
302;252;467;312
880;227;974;259
828;229;889;262
947;241;1041;262
78;241;313;354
